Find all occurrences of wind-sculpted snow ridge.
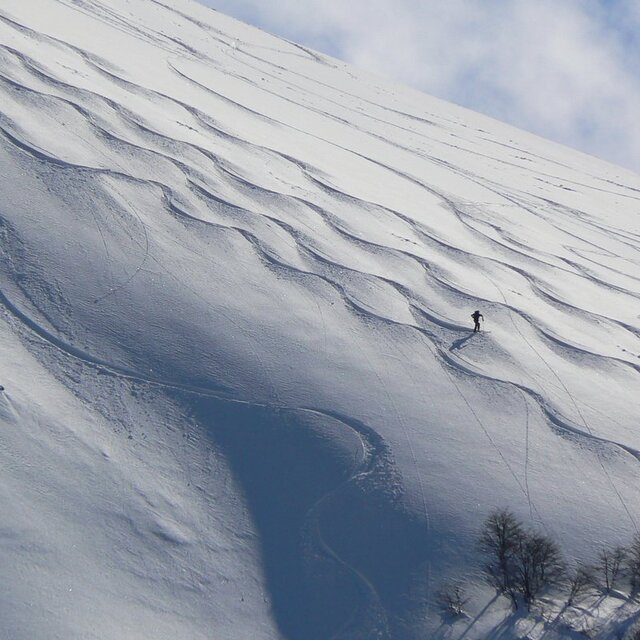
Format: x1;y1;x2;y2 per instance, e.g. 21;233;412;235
0;1;639;639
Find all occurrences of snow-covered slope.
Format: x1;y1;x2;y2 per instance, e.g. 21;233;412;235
0;1;639;638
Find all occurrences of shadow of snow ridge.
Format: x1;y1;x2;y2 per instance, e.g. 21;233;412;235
191;397;433;640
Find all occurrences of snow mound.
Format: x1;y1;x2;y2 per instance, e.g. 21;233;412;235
0;1;639;638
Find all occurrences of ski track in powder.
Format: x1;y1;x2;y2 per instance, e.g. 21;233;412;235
0;1;639;639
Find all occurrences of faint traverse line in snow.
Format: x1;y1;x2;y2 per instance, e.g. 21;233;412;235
198;48;440;146
478;136;640;200
520;390;535;522
47;132;152;303
86;186;117;293
564;250;640;289
543;199;640;256
149;0;315;62
439;337;639;538
0;389;18;423
152;181;640;500
0;287;232;398
282;41;336;66
462;177;640;257
25;18;632;360
134;177;640;501
238;238;564;530
5;89;154;304
81;151;153;306
421;190;640;365
438;348;533;507
2;2;639;637
213;36;441;127
3;267;395;638
0;123;285;401
445;137;640;205
47;0;187;56
297;408;391;640
481;272;639;534
425;163;640;295
91;179;151;305
358;326;433;625
441;338;640;465
0;120;147;303
385;335;435;623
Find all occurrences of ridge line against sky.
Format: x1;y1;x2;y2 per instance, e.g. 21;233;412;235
198;0;640;174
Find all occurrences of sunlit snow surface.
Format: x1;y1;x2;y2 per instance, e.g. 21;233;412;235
0;1;639;638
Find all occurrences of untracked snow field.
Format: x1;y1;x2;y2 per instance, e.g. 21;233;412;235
0;1;639;638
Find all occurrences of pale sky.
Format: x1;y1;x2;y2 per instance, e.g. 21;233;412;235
196;0;640;174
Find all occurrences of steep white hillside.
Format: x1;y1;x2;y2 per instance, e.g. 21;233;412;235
0;1;639;638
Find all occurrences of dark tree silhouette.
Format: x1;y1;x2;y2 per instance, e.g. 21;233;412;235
479;509;565;610
593;546;627;593
511;531;565;608
565;565;594;609
479;509;523;597
626;535;640;595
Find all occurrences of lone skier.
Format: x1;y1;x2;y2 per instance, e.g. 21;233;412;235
471;310;483;333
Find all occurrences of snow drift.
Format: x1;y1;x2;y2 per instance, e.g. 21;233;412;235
0;1;639;638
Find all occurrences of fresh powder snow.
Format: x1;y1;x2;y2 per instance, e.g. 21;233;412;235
0;1;639;639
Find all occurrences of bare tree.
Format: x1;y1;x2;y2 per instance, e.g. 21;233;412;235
626;535;640;595
478;509;523;597
593;546;627;593
478;509;566;611
511;531;565;608
565;565;594;609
